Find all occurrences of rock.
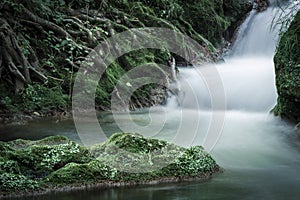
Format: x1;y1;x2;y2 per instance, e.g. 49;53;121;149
273;11;300;123
0;133;220;196
254;0;270;12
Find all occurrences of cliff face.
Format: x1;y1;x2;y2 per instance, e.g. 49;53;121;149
273;11;300;123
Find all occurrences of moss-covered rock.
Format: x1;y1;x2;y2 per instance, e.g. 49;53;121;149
0;173;40;192
0;133;220;196
45;160;118;185
273;11;300;123
90;133;183;174
106;132;168;153
2;136;92;178
89;133;219;180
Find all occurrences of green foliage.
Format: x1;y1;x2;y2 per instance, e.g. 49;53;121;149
108;132;167;153
177;0;251;45
10;141;91;175
20;84;68;112
0;142;14;158
0;134;219;194
273;11;300;121
17;35;31;59
94;48;170;109
90;133;173;173
163;146;218;176
0;83;68;114
0;0;249;114
0;96;19;113
0;160;21;174
2;136;91;181
46;160;118;185
0;0;22;13
90;133;219;178
0;173;39;192
223;0;252;23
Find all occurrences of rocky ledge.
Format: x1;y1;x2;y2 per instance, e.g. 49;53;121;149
0;133;220;198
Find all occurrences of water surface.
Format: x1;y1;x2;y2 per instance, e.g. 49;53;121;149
1;1;300;199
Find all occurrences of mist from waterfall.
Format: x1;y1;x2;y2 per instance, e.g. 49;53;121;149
163;0;298;152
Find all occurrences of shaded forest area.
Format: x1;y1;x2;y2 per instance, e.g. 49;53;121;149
0;0;251;117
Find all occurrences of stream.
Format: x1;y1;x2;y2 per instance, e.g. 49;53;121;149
1;1;300;199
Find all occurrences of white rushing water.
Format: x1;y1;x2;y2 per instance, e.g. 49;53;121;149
102;1;298;155
161;3;282;150
1;2;300;199
161;0;299;167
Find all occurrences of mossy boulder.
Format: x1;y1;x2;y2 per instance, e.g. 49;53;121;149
0;173;40;192
0;136;91;179
45;160;118;185
106;132;168;153
90;133;184;173
0;133;220;196
89;133;219;180
48;133;219;184
161;146;219;177
7;138;91;177
273;11;300;123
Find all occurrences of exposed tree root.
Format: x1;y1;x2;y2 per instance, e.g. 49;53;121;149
0;3;103;92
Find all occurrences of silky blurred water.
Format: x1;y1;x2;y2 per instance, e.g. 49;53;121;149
1;1;300;199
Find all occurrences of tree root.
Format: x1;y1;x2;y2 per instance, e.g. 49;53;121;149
0;17;48;92
21;5;71;38
62;17;97;45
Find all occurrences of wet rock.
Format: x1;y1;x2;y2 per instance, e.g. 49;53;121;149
254;0;270;12
1;133;220;197
273;11;300;123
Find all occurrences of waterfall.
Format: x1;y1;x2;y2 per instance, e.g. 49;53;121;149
170;2;292;113
170;57;177;81
229;9;279;58
161;1;297;149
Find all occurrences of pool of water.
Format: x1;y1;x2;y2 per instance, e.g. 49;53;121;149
1;110;300;200
1;1;300;199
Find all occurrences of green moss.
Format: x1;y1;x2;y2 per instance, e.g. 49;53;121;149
45;133;219;185
0;83;68;114
274;11;300;122
161;146;218;176
46;160;118;185
6;137;91;178
0;173;40;192
95;47;171;110
107;132;167;153
0;160;21;174
7;135;69;149
0;134;220;194
90;133;219;178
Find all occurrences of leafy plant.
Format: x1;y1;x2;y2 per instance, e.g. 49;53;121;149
0;160;21;174
0;173;39;192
